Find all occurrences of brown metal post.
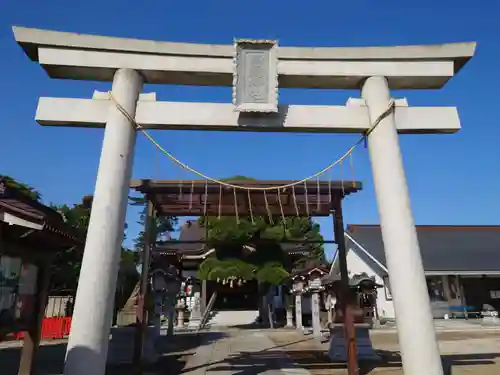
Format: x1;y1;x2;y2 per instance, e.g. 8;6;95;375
332;196;359;375
18;259;51;375
201;280;207;314
201;222;209;314
133;198;154;369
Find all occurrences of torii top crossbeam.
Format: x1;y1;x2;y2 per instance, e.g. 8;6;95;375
13;27;475;135
13;26;475;89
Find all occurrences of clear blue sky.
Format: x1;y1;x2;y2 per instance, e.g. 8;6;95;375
1;1;499;260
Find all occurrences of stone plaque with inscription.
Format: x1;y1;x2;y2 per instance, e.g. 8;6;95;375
233;39;278;112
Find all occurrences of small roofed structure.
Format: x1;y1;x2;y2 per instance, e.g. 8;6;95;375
130;178;362;363
154;219;325;275
0;177;81;375
131;179;361;217
322;272;382;327
291;264;330;282
322;272;382;289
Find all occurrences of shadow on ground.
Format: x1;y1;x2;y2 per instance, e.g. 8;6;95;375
368;350;500;375
194;347;500;375
0;331;227;375
279;348;500;375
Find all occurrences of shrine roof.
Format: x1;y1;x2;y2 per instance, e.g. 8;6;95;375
344;224;500;276
291;263;330;278
0;178;81;248
153;220;320;256
131;179;362;217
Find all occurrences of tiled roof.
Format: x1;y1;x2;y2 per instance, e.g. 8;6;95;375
346;225;500;275
0;178;80;242
155;220;206;254
154;219;316;255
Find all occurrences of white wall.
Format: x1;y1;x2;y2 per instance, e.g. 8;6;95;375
346;248;395;320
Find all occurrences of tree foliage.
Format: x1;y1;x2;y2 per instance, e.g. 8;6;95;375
49;196;92;291
129;197;178;250
197;176;326;285
50;196;138;293
0;175;41;201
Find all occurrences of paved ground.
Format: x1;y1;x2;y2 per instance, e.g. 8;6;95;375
268;329;500;375
181;329;304;375
0;332;204;375
1;327;499;374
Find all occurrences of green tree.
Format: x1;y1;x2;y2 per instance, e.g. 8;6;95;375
50;196;138;293
0;175;41;201
49;196;92;291
129;197;178;250
197;176;326;285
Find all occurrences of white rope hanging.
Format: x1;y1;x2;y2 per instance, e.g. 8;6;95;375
108;92;395;192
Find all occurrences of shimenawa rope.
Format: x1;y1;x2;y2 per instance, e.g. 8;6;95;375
108;92;395;192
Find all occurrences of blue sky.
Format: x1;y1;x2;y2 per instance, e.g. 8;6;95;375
1;1;499;260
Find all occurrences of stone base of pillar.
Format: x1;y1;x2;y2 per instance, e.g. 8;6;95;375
327;325;380;362
187;292;202;328
285;309;294;328
295;294;303;332
311;292;322;337
188;317;201;328
107;327;159;365
177;309;185;328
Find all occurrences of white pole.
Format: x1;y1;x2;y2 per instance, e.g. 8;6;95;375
361;76;443;375
311;292;321;337
64;68;143;375
153;293;162;338
295;294;303;331
166;297;175;336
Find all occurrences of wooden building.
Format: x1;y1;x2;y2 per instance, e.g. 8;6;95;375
0;177;81;375
153;219;320;311
131;178;362;312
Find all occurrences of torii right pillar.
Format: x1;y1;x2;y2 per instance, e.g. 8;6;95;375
362;76;442;375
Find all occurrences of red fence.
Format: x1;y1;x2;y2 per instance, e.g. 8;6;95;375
14;317;72;340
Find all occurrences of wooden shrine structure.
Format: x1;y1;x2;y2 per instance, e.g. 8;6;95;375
131;178;362;370
0;178;82;375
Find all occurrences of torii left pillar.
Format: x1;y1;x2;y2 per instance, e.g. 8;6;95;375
64;68;143;375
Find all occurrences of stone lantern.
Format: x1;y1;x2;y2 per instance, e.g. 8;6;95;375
184;277;203;329
151;264;181;337
324;272;382;362
290;275;306;331
307;269;326;337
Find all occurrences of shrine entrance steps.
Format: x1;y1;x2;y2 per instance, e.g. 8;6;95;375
179;329;310;375
207;310;260;328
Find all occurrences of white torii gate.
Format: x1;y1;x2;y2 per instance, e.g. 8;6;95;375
13;26;475;375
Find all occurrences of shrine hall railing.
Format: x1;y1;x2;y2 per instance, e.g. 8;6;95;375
198;292;217;331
